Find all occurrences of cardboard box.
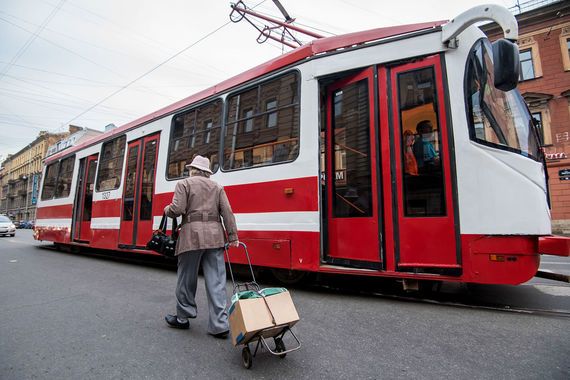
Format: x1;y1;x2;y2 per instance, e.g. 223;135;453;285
229;291;300;346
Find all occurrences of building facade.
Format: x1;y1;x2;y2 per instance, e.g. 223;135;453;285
483;0;570;234
0;126;101;222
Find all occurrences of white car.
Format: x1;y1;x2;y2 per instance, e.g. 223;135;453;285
0;215;16;237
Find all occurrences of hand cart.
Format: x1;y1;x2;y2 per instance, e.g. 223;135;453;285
224;242;301;369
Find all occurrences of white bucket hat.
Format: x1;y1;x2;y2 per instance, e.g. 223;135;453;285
185;155;213;174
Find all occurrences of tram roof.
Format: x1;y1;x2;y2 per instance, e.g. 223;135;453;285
46;20;446;164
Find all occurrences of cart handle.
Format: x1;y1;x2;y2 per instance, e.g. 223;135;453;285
224;242;257;289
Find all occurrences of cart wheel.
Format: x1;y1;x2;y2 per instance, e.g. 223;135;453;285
274;337;287;359
242;346;253;369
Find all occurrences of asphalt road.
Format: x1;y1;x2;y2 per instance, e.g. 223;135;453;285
1;230;569;379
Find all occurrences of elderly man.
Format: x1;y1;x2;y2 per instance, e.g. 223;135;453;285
164;155;239;338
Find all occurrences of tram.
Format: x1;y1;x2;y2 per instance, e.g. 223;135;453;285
35;5;569;285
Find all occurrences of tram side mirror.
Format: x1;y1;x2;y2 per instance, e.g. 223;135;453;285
492;39;520;92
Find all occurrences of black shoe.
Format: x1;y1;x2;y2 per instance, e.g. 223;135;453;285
209;330;229;339
165;314;189;329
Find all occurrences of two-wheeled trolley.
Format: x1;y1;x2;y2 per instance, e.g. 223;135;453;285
224;242;301;369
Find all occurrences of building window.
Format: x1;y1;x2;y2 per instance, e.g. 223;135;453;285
519;49;535;81
167;99;222;179
517;35;542;80
531;112;543;142
265;99;278;128
243;108;254;132
96;135;126;191
223;71;300;170
524;95;553;146
560;26;570;71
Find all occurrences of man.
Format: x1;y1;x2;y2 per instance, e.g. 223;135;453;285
164;155;239;338
413;120;439;173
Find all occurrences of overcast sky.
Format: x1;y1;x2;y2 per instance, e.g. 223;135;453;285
0;0;518;160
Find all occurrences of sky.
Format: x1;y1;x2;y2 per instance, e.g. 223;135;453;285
0;0;519;160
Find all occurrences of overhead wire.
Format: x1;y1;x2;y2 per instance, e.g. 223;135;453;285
0;16;179;102
0;0;67;83
62;0;270;126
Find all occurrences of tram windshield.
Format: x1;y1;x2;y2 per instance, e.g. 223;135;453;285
466;39;541;161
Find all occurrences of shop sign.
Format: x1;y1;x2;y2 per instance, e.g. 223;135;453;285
31;174;39;205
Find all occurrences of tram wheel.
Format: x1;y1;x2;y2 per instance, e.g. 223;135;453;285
242;346;253;369
271;269;312;285
274;337;287;359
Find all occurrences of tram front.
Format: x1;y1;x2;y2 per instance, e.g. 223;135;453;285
442;5;567;284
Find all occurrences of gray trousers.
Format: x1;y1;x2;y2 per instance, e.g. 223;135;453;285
176;248;229;334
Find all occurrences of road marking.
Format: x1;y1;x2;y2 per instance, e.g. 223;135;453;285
9;260;17;263
533;285;570;296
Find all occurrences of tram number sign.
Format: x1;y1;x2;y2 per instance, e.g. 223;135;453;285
559;169;570;180
102;191;111;200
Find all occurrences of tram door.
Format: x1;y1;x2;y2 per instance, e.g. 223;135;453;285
324;67;382;268
118;133;160;248
386;56;460;272
72;154;98;242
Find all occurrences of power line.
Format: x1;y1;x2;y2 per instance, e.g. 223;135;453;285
0;0;67;82
0;16;178;102
64;0;269;126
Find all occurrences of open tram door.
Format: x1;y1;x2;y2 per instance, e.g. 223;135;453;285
118;133;160;249
323;67;382;269
72;154;98;242
383;55;461;275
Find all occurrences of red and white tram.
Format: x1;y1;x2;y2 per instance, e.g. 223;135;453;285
35;5;569;285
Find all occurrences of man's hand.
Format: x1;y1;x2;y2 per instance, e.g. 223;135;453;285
229;240;239;248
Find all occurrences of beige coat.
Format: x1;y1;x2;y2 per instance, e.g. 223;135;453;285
164;175;238;255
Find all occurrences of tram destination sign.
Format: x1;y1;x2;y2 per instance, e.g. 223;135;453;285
559;169;570;180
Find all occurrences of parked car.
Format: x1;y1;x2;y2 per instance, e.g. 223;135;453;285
18;220;33;229
0;215;16;237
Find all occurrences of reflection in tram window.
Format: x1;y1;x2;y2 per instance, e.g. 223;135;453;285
123;145;138;221
82;159;97;221
331;80;372;218
140;140;157;220
54;156;75;199
97;135;126;191
398;67;445;217
223;72;300;170
167;100;222;179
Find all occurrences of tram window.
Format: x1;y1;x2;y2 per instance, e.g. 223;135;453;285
41;162;59;200
83;159;97;221
398;67;445;217
41;156;76;200
167;99;222;179
54;156;75;198
96;135;126;192
466;40;540;161
140;140;157;220
223;71;300;170
331;80;372;218
123;145;139;221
